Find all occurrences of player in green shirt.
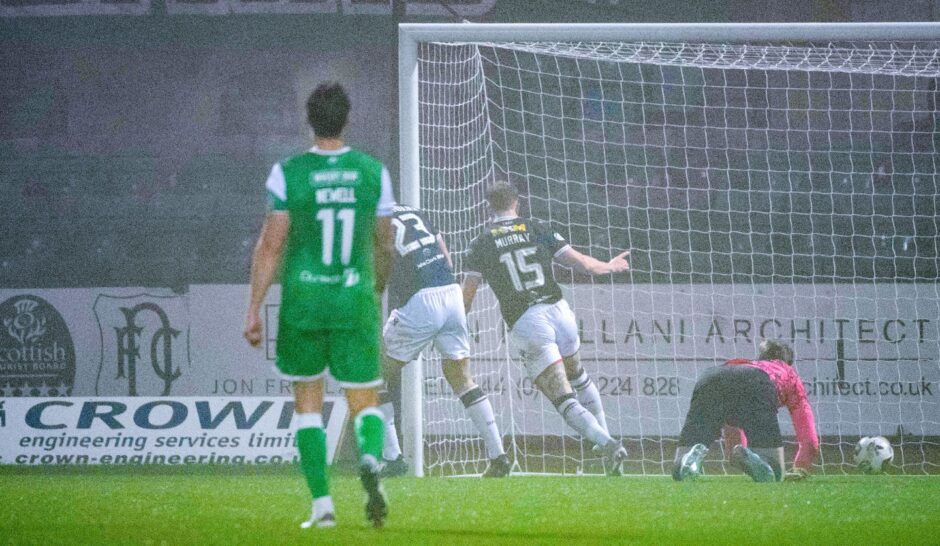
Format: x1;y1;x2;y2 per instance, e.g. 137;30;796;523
244;82;395;529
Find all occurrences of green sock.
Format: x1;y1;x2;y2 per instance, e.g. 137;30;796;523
354;408;385;466
297;423;329;499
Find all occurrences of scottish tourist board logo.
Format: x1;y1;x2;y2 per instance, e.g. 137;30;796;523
0;295;76;397
93;294;191;396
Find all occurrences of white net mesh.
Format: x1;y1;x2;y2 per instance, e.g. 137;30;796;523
416;39;940;475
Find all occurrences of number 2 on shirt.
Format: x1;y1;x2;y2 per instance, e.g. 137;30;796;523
392;213;435;256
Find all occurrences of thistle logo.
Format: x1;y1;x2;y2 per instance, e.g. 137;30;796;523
0;295;76;397
5;300;46;345
94;294;190;396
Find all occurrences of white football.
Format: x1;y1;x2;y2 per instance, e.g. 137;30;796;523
854;436;894;474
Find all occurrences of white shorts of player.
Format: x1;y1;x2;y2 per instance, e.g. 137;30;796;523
383;283;471;362
509;299;581;380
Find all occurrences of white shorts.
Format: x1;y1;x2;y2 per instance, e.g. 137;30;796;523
383;284;471;362
509;299;581;380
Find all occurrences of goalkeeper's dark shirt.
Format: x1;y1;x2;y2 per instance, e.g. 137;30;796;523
464;216;570;328
386;205;456;311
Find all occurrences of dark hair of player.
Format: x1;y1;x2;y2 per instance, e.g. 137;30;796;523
306;82;350;138
485;181;519;212
758;339;794;366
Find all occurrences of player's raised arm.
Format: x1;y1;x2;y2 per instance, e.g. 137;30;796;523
245;210;290;347
555;248;630;275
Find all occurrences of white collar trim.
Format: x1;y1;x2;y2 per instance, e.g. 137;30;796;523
310;146;350;156
492;214;519;222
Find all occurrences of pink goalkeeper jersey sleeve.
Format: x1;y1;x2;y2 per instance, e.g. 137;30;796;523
726;358;820;470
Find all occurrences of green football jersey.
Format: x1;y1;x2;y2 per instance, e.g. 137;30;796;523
266;146;395;330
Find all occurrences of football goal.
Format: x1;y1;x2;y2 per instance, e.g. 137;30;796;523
398;23;940;477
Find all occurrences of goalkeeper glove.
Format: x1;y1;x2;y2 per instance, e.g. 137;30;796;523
784;467;810;481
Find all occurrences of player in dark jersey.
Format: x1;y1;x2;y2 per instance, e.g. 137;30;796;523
462;181;631;475
380;205;509;478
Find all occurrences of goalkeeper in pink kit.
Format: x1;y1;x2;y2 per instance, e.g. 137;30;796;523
673;339;819;482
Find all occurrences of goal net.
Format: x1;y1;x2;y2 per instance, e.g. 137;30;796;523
401;24;940;476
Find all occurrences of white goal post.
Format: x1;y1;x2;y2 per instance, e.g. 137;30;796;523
399;23;940;477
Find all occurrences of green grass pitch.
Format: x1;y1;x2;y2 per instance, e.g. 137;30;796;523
1;466;939;545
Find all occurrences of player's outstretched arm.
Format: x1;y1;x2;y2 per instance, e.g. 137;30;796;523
373;216;394;294
788;398;820;476
245;212;290;347
785;371;820;477
555;248;630;275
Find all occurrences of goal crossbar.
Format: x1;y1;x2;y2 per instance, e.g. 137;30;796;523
400;22;940;45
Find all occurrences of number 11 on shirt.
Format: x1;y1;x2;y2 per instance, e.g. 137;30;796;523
316;208;356;266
